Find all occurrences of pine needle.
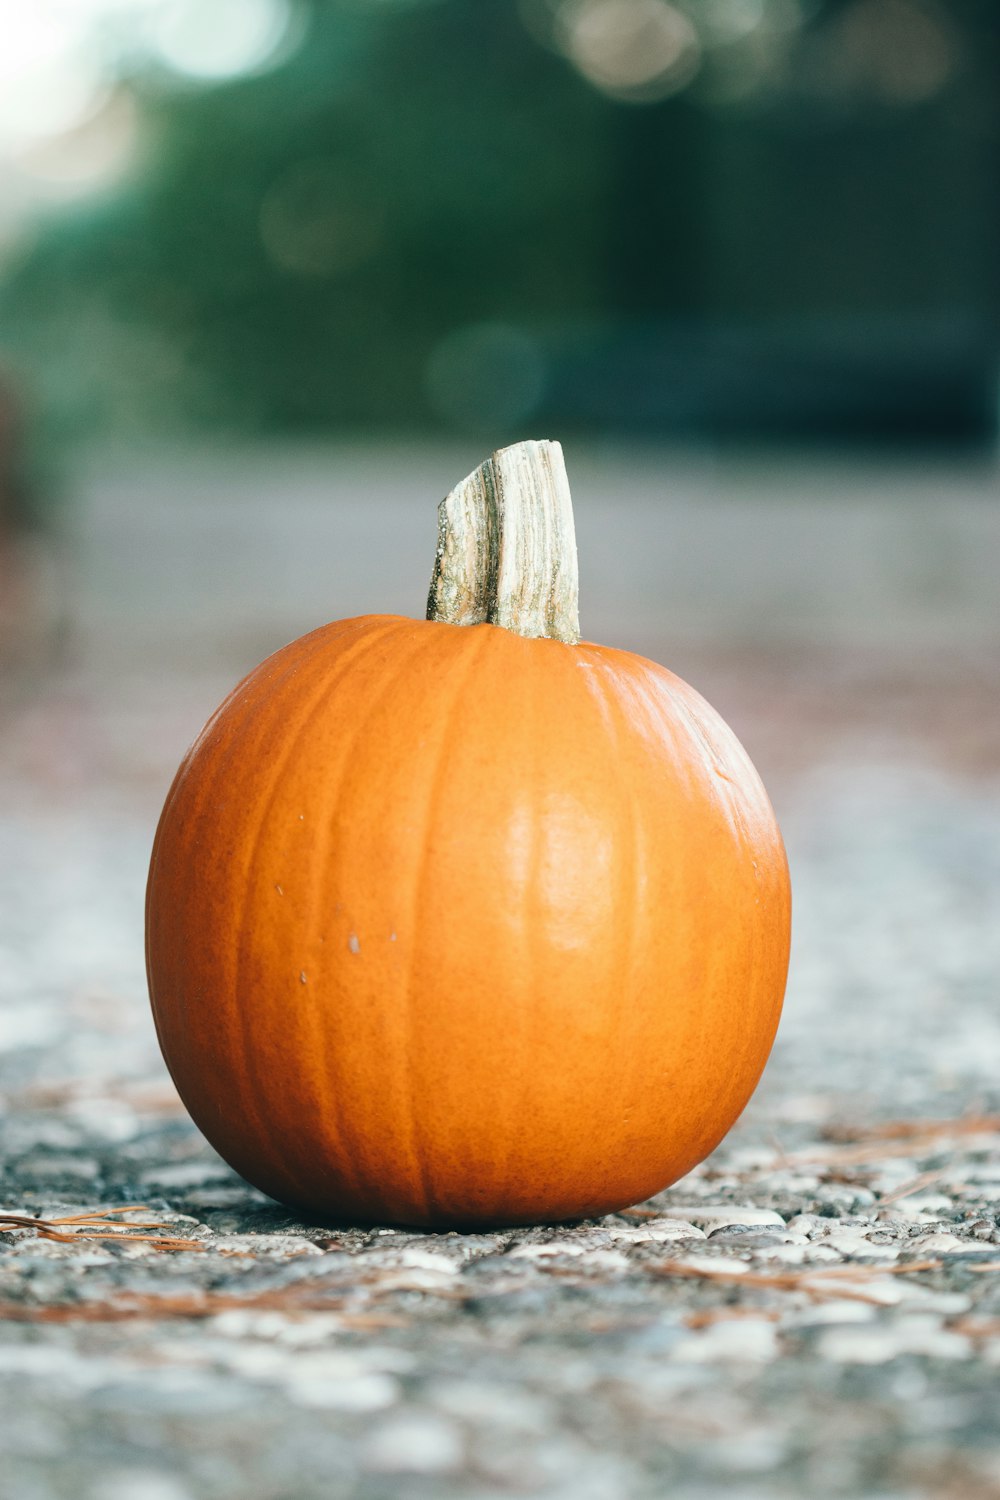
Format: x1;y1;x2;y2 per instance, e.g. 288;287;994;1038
649;1256;944;1305
0;1205;203;1252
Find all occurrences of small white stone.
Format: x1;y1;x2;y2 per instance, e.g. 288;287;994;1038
210;1310;284;1339
754;1241;842;1267
289;1371;400;1412
669;1254;750;1276
376;1269;463;1292
896;1289;972;1315
874;1207;940;1224
0;1008;61;1051
785;1299;880;1327
818;1315;972;1364
663;1205;785;1232
883;1193;955;1215
209;1234;320;1257
275;1314;350;1346
822;1232;901;1260
429;1379;551;1432
66;1099;140;1144
218;1343;290;1380
607;1219;705;1243
577;1249;631;1271
910;1231;988;1256
509;1240;590;1260
507;1242;628;1271
785;1214;831;1236
363;1413;464;1475
961;1170;1000;1189
391;1247;461;1274
672;1318;780;1364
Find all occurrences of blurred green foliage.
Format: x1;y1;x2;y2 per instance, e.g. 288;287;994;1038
0;0;996;471
2;3;612;443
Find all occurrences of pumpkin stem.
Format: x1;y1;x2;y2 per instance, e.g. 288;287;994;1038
426;439;580;644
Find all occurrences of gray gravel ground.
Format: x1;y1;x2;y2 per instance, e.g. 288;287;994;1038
1;446;998;1500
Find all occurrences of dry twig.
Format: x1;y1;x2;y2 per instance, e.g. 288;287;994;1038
0;1288;402;1326
821;1114;1000;1145
874;1168;950;1208
0;1205;203;1253
650;1257;944;1306
683;1305;784;1329
795;1115;1000;1169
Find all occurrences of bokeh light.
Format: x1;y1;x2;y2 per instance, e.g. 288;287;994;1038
14;90;139;199
556;0;702;103
0;14;108;150
801;0;959;108
150;0;299;82
0;0;309;253
520;0;813;105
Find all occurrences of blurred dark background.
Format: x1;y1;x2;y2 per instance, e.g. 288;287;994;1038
0;0;997;521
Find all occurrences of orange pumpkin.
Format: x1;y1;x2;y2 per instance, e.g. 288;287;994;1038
146;441;790;1228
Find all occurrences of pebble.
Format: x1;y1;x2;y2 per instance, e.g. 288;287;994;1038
821;1231;901;1260
660;1206;786;1233
672;1319;781;1364
0;1008;61;1052
884;1193;955;1215
670;1254;749;1275
606;1219;704;1243
909;1231;993;1257
375;1267;468;1291
785;1299;880;1327
428;1378;552;1433
510;1243;631;1273
287;1369;401;1412
208;1234;322;1258
750;1241;842;1266
394;1246;462;1272
817;1316;973;1365
362;1412;465;1475
363;1246;460;1274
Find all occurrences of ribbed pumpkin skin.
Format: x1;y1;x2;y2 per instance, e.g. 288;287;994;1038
146;614;790;1227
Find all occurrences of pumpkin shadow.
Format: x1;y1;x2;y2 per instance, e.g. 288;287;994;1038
199;1189;596;1238
270;1203;597;1237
